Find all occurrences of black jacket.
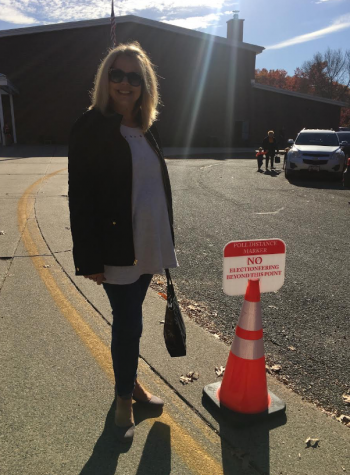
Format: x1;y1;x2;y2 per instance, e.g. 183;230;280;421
262;136;278;153
68;108;174;276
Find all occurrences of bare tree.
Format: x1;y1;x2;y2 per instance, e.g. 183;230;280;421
300;48;350;101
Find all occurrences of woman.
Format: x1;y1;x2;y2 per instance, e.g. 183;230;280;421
68;42;178;443
262;130;278;171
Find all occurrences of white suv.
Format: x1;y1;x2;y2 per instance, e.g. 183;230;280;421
285;129;346;179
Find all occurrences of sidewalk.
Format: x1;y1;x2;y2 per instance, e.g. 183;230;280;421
1;151;349;474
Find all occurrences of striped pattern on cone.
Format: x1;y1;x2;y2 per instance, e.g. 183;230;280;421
218;279;269;414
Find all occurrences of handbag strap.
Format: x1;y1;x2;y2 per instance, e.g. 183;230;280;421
165;268;172;285
165;268;174;293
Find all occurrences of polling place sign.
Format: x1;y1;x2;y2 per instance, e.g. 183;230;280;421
223;239;286;295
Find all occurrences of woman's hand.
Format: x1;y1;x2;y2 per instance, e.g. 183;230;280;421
84;273;106;285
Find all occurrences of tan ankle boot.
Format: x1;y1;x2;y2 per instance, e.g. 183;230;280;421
133;380;164;406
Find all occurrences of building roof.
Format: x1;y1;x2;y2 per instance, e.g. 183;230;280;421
251;80;348;107
0;74;19;95
0;15;264;54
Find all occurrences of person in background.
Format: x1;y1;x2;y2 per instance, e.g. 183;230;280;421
256;147;265;172
68;42;178;443
262;130;279;171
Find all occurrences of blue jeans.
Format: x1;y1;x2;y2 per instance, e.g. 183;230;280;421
103;274;153;398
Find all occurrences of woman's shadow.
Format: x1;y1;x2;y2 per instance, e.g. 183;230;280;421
80;400;171;475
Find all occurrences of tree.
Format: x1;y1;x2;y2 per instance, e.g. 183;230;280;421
300;48;350;101
255;68;290;89
255;48;350;126
256;50;350;100
340;107;350;127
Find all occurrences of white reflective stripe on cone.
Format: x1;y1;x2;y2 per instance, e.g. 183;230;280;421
231;335;264;360
238;301;262;331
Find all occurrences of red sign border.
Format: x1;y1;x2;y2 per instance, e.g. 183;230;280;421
224;239;286;258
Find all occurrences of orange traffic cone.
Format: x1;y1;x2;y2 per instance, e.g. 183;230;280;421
203;279;285;425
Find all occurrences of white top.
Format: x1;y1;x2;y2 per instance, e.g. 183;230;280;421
104;125;178;285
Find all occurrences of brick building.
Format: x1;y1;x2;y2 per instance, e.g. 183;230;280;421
0;14;346;146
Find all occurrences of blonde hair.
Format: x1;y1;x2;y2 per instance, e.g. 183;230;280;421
90;42;160;133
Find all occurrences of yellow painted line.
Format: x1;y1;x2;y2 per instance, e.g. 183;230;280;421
18;168;114;380
17;169;225;475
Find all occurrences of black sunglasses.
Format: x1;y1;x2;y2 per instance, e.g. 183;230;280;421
108;68;143;87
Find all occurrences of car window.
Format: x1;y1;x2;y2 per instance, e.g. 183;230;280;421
295;133;339;146
337;133;350;143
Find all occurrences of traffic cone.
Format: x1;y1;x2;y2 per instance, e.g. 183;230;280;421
203;279;285;425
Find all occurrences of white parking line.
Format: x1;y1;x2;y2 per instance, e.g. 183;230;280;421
255;207;285;215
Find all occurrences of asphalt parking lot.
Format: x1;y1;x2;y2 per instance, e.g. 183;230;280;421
167;158;350;417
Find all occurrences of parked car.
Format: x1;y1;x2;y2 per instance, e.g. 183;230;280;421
285;129;346;180
336;131;350;158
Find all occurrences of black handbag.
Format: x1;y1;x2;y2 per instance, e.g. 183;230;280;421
275;155;281;164
163;269;186;357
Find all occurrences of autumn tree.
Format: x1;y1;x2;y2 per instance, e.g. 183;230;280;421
256;48;350;100
254;68;290;89
255;48;350;126
340;107;350;127
300;48;350;101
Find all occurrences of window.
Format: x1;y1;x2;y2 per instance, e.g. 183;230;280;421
295;133;339;146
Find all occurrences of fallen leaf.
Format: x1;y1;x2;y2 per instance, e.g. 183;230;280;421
215;366;225;377
342;394;350;405
187;305;196;311
265;364;272;374
288;346;296;351
305;437;320;448
43;265;51;268
271;364;282;373
337;414;350;424
0;231;5;235
159;320;165;324
180;371;199;384
158;292;167;300
268;305;278;309
298;453;301;460
186;371;199;381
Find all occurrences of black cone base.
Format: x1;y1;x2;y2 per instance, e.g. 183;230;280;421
203;381;286;427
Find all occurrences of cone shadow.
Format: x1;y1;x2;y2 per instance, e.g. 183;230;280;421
202;393;287;474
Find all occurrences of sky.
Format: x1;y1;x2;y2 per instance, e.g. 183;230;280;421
0;0;350;77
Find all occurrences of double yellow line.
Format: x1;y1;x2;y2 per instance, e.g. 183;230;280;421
17;169;225;475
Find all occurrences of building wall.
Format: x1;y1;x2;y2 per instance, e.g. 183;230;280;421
250;87;341;147
0;21;256;146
